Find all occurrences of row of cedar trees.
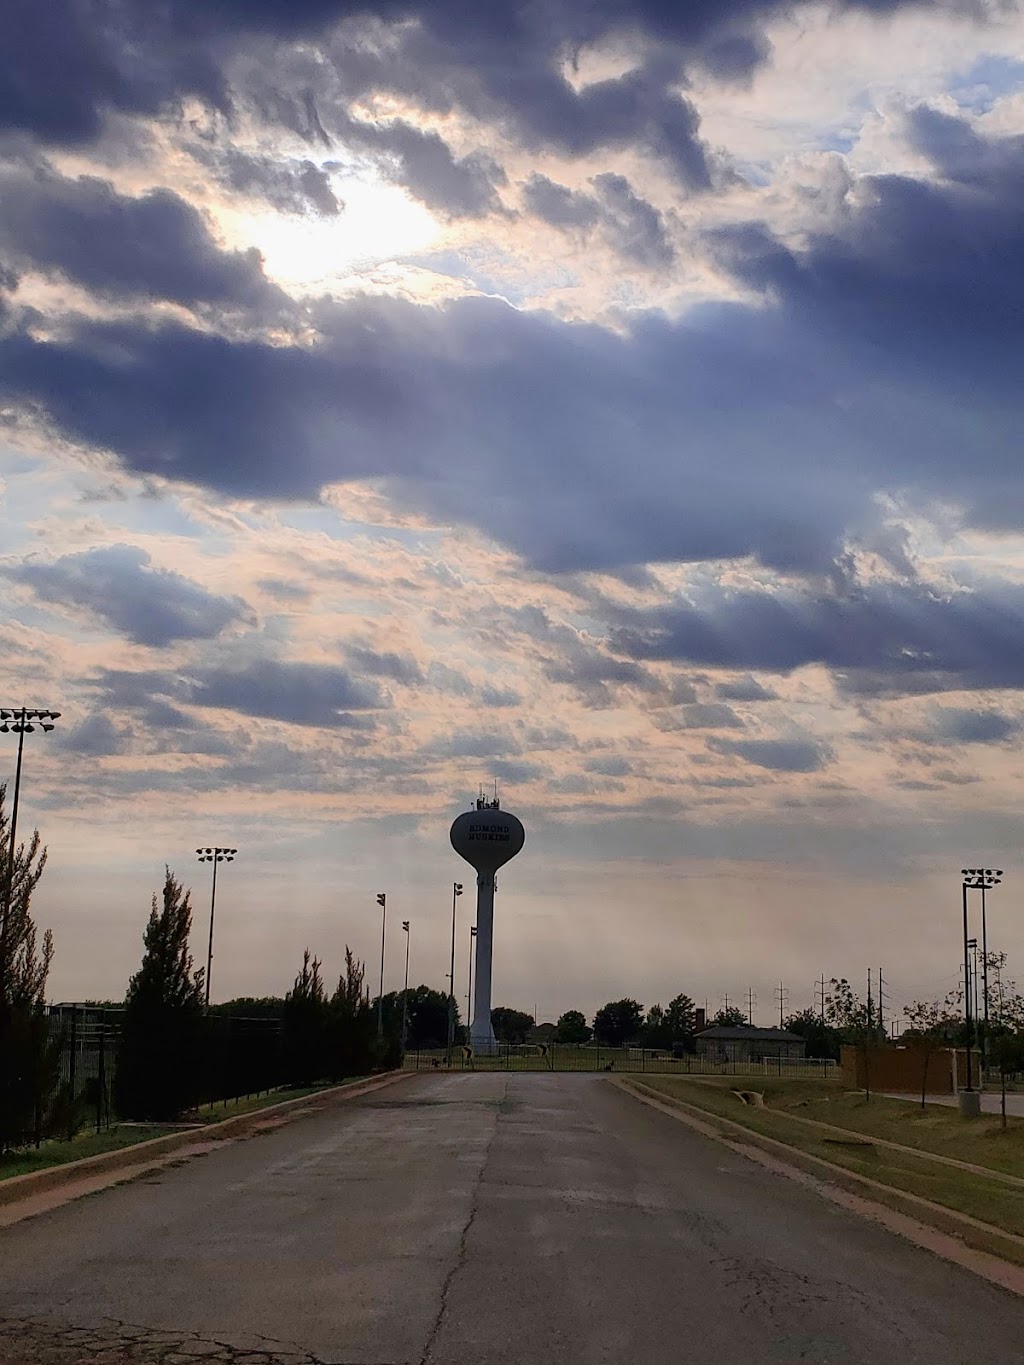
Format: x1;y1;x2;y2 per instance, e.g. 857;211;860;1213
0;782;422;1145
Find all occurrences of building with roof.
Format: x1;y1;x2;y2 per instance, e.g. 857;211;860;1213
695;1025;805;1065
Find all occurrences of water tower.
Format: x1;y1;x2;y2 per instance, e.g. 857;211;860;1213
450;795;525;1051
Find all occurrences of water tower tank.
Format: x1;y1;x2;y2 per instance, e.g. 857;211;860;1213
450;799;525;1052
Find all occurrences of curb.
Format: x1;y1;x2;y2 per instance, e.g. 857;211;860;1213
615;1077;1024;1271
0;1071;412;1208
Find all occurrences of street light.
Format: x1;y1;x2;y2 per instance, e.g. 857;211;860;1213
196;847;237;1011
401;919;411;1053
376;893;386;1039
1;708;60;955
466;924;477;1036
961;868;1002;1090
447;881;463;1063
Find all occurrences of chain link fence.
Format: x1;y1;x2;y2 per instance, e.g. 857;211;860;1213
404;1042;838;1077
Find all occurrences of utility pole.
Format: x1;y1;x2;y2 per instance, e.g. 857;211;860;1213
774;982;788;1028
747;987;755;1026
376;892;387;1040
877;967;885;1037
818;975;827;1023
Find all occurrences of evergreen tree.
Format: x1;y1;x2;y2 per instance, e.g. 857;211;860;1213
116;868;204;1120
328;947;377;1078
0;783;57;1150
283;949;327;1085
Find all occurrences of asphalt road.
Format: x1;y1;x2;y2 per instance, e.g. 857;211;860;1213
3;1072;1024;1364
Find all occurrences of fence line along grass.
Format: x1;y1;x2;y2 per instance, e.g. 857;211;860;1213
404;1045;837;1076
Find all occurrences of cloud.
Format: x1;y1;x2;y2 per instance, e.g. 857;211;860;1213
191;660;385;726
61;712;130;756
708;735;831;772
479;684;522;707
609;577;1024;697
927;706;1018;744
715;674;777;701
188;148;342;217
92;658;386;728
0;169;284;310
346;645;424;684
523;171;674;266
6;545;246;646
677;702;743;729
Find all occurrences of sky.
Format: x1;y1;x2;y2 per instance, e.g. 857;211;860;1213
3;0;1024;1025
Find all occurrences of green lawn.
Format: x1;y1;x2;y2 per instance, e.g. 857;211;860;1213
634;1075;1024;1249
0;1125;177;1183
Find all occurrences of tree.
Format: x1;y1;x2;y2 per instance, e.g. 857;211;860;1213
711;1006;747;1028
826;978;882;1099
376;985;453;1051
641;1004;671;1049
783;1008;842;1062
0;784;56;1150
665;993;697;1046
491;1006;535;1045
901;994;962;1110
329;947;378;1076
283;949;327;1086
592;999;644;1047
556;1009;591;1045
116;868;204;1120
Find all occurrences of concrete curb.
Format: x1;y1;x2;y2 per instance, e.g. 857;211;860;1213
615;1076;1024;1271
0;1070;412;1208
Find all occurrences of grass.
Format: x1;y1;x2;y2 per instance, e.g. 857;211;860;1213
635;1074;1024;1244
0;1078;367;1184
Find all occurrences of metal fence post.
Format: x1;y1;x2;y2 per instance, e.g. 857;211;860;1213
67;1006;79;1141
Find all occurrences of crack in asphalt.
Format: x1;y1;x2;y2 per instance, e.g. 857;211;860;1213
0;1313;333;1364
417;1078;509;1365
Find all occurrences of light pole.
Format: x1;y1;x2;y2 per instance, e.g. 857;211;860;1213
466;924;477;1035
447;881;462;1063
401;919;410;1052
376;895;387;1031
1;708;60;960
196;848;236;1011
961;868;1001;1090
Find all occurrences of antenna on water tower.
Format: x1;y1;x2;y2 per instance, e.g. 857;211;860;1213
450;794;525;1053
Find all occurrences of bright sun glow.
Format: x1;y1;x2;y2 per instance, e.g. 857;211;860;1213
225;174;442;290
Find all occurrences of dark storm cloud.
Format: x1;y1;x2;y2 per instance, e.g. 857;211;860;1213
189;148;342;216
708;736;831;773
6;545;246;646
524;172;674;266
1;0;981;204
0;169;284;310
523;175;600;230
4;112;1024;599
609;578;1024;696
93;659;386;727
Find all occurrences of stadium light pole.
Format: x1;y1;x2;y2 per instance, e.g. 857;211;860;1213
376;893;386;1039
466;924;477;1037
401;919;410;1052
961;868;1001;1090
447;881;463;1064
196;847;237;1012
1;708;60;956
